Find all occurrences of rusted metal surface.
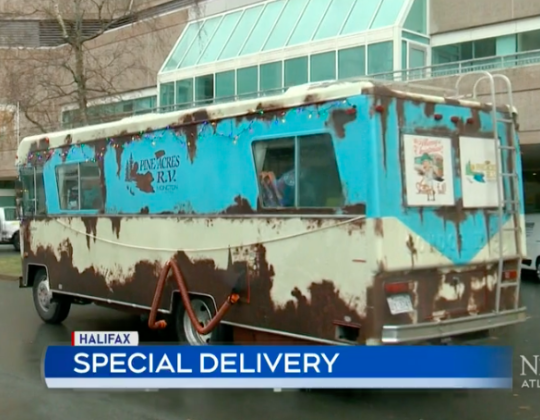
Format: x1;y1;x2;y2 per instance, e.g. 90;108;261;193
22;216;370;343
147;258;240;332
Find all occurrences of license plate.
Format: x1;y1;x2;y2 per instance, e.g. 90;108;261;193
387;294;414;315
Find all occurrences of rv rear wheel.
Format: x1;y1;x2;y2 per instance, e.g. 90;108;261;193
32;269;71;324
173;296;232;345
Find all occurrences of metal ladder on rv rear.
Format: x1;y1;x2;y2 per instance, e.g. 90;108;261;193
454;71;522;313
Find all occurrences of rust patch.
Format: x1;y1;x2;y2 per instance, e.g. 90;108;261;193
140;206;149;214
114;143;125;176
174;109;211;163
406;234;418;267
303;94;319;104
110;217;121;239
127;161;154;193
80;217;98;249
29;137;49;152
434;198;467;254
424;102;435;117
155;150;165;159
64;135;73;145
373;263;500;338
342;203;366;215
326;106;357;139
369;86;394;170
223;196;255;215
374;219;384;237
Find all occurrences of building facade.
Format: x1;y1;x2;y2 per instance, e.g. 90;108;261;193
3;0;540;209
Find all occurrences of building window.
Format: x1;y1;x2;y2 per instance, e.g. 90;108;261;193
310;51;336;82
252;133;344;208
176;79;194;109
19;167;46;217
195;75;214;104
368;42;394;74
237;66;258;98
260;62;283;93
56;162;102;211
338;46;366;79
159;82;175;111
518;29;540;52
215;70;236;102
284;56;308;88
474;38;496;58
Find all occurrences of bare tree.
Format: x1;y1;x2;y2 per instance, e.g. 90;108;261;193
0;0;204;134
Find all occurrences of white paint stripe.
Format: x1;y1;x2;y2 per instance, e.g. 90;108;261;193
44;377;512;389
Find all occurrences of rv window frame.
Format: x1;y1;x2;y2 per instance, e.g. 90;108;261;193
55;161;103;214
18;166;47;218
251;130;345;210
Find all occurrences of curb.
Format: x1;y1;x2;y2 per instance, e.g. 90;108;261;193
0;274;19;282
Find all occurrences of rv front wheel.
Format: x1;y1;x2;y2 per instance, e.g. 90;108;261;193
12;231;20;252
32;269;71;324
173;296;232;345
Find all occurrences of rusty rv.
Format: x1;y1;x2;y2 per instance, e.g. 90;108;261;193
17;72;527;345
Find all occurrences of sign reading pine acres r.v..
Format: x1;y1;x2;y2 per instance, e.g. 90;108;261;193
125;151;181;193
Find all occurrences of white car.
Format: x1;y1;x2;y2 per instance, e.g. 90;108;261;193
523;213;540;280
0;207;20;251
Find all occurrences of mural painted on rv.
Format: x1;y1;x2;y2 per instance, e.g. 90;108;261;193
22;89;523;344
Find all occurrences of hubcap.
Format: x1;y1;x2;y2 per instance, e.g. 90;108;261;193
183;299;213;345
37;277;53;312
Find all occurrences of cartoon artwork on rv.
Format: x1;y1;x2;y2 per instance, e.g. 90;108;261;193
403;134;454;206
15;73;527;347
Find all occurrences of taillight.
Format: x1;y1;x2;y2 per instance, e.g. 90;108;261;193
503;270;518;281
384;282;409;294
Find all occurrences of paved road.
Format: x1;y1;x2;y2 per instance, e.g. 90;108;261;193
0;276;539;420
0;244;17;257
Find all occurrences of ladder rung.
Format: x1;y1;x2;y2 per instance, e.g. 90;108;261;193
503;200;519;205
503;227;520;232
500;173;518;177
497;118;514;123
500;282;520;288
498;145;517;151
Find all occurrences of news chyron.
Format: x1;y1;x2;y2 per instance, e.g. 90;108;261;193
72;331;139;346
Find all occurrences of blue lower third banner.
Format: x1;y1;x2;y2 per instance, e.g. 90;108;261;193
42;345;513;389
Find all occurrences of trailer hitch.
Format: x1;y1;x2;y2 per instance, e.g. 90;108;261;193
148;259;240;334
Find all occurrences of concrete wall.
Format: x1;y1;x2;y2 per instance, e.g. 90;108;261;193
430;0;540;34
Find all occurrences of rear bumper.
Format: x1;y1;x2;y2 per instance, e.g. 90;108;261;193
381;308;528;344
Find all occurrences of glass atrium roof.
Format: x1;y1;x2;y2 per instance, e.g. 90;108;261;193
160;0;411;73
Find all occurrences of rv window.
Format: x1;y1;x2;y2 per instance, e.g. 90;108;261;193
80;162;102;210
56;162;103;211
253;133;344;208
19;167;47;217
35;168;47;215
56;164;79;210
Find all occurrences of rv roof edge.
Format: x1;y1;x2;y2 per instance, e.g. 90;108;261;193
15;77;515;166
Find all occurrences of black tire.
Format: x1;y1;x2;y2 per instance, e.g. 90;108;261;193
32;269;71;324
173;296;233;345
536;259;540;282
12;231;20;252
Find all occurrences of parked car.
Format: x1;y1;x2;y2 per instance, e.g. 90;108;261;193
0;206;20;251
523;213;540;280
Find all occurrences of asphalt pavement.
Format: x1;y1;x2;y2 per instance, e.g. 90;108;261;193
0;275;539;420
